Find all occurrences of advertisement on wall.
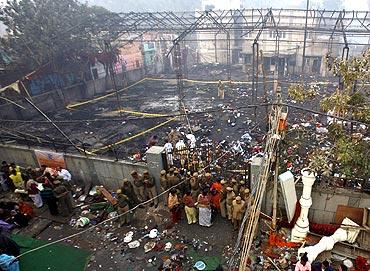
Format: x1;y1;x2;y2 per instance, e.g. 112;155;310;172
34;150;66;169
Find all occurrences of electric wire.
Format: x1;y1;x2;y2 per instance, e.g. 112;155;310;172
0;102;367;126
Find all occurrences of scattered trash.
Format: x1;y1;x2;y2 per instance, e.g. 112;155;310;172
75;217;90;228
124;231;134;243
149;229;158;239
128;240;140;249
108;211;118;218
164;242;172;252
78;195;87;202
194;260;206;270
144;241;156;253
89;186;98;196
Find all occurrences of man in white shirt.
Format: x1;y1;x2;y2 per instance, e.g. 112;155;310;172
186;134;196;149
175;139;186;154
164;140;174;166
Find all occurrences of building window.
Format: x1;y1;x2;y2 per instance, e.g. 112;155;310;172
147;42;155;49
136;60;140;68
269;31;273;38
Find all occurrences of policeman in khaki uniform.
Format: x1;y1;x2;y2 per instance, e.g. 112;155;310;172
226;186;236;220
189;172;200;201
167;167;180;187
232;196;246;230
116;189;131;226
231;178;239;195
239;180;247;196
219;179;227;218
131;171;145;201
143;170;158;207
160;170;169;205
243;188;253;206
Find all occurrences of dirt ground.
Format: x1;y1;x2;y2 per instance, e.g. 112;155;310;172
14;198;236;271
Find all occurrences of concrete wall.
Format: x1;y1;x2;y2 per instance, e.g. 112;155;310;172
264;184;370;224
0;68;145;120
308;188;370;224
63;154;147;189
85;68;144;97
0;144;148;190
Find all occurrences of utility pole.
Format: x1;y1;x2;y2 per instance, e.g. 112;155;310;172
214;33;218;63
173;42;184;116
237;73;286;270
301;0;310;73
252;41;259;121
259;50;269;132
104;40;122;116
226;31;231;81
272;154;279;230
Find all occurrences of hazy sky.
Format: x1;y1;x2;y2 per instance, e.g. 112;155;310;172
0;0;368;11
84;0;369;12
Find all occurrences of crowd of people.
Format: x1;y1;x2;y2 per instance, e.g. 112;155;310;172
0;161;74;217
116;127;255;230
116;166;253;230
0;162;75;270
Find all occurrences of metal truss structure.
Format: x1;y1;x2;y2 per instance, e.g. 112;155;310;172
105;8;370;39
98;8;369;115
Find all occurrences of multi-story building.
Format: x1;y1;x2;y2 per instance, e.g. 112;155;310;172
196;8;344;77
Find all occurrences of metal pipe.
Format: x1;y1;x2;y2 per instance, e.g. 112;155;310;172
104;40;123;116
227;32;231;80
252;41;259;120
338;45;350;90
272;155;279;230
214;33;218;63
301;0;310;73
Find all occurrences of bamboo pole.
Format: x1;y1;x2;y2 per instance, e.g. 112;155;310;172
272;154;279;230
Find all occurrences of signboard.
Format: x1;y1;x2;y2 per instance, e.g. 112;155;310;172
34;150;66;169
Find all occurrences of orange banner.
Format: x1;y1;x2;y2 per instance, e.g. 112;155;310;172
34;150;66;169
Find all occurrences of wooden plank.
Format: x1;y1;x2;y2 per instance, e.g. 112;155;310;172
98;186;117;205
19;218;52;237
335;205;364;225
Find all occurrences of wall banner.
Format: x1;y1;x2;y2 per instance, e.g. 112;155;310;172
34;150;66;169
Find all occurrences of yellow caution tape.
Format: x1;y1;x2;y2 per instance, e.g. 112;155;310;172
66;76;336;111
91;117;176;153
183;79;245;84
145;77;176;82
116;108;169;117
76;147;96;156
65;77;276;111
66;78;148;109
